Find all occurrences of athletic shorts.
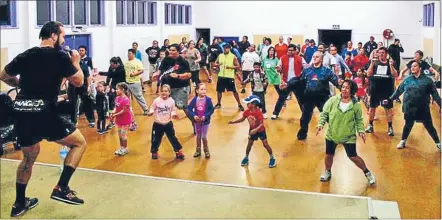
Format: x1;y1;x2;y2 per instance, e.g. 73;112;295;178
249;131;267;141
369;94;393;109
14;111;76;147
242;71;252;82
171;86;190;110
325;139;357;157
216;77;237;93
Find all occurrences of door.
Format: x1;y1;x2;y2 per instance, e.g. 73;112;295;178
196;28;210;45
318;30;351;55
64;34;92;56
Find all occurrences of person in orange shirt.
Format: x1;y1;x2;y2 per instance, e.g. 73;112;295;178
275;36;288;59
301;39;309;55
352;49;369;73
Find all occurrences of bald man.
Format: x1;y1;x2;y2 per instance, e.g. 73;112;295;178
297;51;342;140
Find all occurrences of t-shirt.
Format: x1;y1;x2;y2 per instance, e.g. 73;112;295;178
208;44;222;62
353;77;368;97
353;55;369;72
148;97;177;125
275;43;288;59
4;47;77;101
252;72;265;92
115;96;131;126
124;59;144;84
243;108;265;132
196;97;206;117
370;60;394;96
145;46;160;64
135;50;143;61
262;57;280;85
406;60;432;75
260;45;271;61
159;56;190;89
185;49;200;71
80;56;93;70
241;51;260;71
339;101;351;112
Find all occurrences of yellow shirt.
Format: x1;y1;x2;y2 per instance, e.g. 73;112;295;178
124;59;144;84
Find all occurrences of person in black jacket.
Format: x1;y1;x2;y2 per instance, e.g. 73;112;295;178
95;81;109;134
97;57;126;111
238;35;251;55
363;36;377;57
388;39;404;71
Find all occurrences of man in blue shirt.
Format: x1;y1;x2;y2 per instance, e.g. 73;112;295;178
304;39;318;63
297;51;341;140
132;42;143;61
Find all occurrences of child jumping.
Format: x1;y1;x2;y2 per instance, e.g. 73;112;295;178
229;95;276;168
242;62;268;118
110;82;132;156
148;84;185;160
187;83;215;158
95;81;109;134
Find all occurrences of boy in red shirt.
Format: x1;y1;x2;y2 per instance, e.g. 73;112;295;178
229;95;276;168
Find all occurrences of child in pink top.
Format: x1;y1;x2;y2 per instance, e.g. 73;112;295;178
353;68;369;109
147;84;185;160
110;83;131;156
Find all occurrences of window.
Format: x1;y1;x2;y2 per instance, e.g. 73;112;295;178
137;1;145;24
116;0;124;24
148;2;156;24
185;5;191;24
74;0;86;25
56;0;70;25
0;0;15;26
171;4;176;24
37;0;51;25
165;3;170;24
126;0;135;24
89;0;102;25
177;5;183;24
423;3;434;27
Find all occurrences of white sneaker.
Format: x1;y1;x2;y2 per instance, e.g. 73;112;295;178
116;148;129;156
320;170;332;182
397;140;406;149
271;115;278;120
437;143;441;152
365;172;376;185
114;147;123;155
263;113;267;119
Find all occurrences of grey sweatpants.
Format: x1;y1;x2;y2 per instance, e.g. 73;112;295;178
127;82;148;111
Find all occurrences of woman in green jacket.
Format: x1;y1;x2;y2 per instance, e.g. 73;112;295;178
316;80;375;185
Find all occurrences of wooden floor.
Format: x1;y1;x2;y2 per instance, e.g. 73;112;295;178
1;74;441;219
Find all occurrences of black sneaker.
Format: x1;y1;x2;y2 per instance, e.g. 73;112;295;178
143;110;149;116
297;129;308;140
388;127;394;136
241;88;246;93
10;197;39;217
214;103;221;109
50;186;84;205
238;105;245;111
88;122;95;128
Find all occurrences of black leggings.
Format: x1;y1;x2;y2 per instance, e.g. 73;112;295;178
402;113;440;143
191;70;200;84
96;110;106;131
325;139;358;157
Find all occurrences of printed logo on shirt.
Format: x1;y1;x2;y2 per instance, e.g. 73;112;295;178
157;105;172;114
376;65;388;75
311;74;318;81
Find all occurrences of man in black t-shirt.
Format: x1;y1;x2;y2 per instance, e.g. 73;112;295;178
399;50;440;81
365;47;398;136
0;21;87;217
145;40;160;85
208;39;223;73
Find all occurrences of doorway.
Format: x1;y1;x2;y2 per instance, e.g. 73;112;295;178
64;34;92;57
318;30;351;54
196;28;210;45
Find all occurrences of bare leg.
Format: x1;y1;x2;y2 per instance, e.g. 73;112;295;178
233;91;242;106
261;139;273;155
385;108;393;123
217;92;222;105
16;144;40;184
349;156;368;171
246;139;254;155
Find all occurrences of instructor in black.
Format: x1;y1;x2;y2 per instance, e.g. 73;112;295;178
0;21;87;217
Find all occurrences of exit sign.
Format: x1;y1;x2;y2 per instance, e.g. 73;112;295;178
332;25;340;29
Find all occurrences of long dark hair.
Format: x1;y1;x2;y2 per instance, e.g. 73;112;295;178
267;46;276;59
110;56;123;66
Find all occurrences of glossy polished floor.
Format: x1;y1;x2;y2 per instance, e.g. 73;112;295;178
1;74;441;219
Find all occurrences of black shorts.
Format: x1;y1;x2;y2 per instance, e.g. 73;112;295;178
325;139;357;157
216;77;237;93
369;94;393;109
242;71;252;82
14;111;76;147
249;131;267;141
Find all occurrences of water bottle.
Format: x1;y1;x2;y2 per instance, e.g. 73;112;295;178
59;146;69;161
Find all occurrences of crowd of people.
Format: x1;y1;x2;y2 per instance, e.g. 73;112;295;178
1;21;441;217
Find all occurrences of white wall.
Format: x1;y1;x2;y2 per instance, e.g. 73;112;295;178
422;1;441;65
194;1;423;58
0;1;195;71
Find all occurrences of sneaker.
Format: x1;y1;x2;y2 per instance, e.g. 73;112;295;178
115;148;129;156
97;130;106;135
387;127;394;136
193;151;201;158
365;125;374;133
263;113;268;119
241;157;249;166
50;186;84;205
152;152;158;159
143;110;148;116
365;172;376;185
320;170;332;182
214;103;221;109
397;140;406;149
88;122;95;128
297;129;307;140
269;158;276;168
130;122;137;131
436;143;441;152
107;122;115;129
238;105;245;111
271;115;278;120
10;197;39;217
241;88;246;94
176;151;185;160
204;151;211;159
286;95;292;100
